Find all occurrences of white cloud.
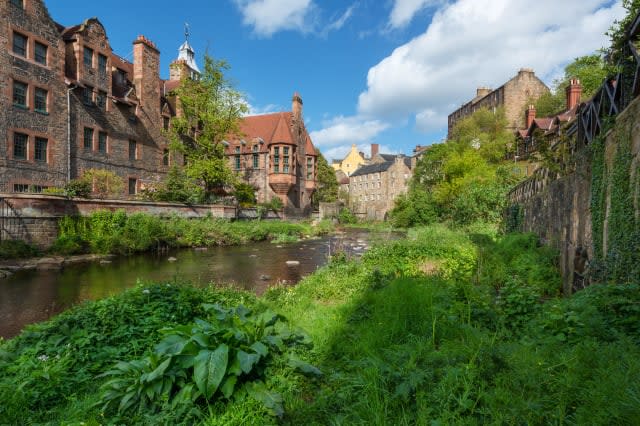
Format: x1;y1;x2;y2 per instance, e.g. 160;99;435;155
359;0;625;134
325;4;357;33
246;102;280;116
309;115;390;148
389;0;441;29
233;0;316;37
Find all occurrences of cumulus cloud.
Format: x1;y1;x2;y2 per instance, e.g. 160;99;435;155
309;115;390;148
388;0;441;29
359;0;625;133
233;0;316;37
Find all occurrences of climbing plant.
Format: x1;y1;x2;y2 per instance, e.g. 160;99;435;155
589;117;640;284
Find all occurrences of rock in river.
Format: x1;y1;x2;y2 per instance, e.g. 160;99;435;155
286;260;300;267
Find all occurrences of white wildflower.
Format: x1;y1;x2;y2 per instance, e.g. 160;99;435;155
37;354;49;362
142;289;150;294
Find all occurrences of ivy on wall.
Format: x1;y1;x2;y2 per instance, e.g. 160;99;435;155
590;117;640;283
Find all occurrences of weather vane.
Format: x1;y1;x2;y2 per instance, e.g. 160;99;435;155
184;22;191;43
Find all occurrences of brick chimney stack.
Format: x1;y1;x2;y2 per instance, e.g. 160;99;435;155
526;104;536;129
371;143;379;158
292;92;303;122
566;78;582;110
133;35;160;114
476;87;492;99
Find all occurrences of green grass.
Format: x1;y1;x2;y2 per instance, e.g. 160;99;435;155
51;211;334;255
1;224;639;425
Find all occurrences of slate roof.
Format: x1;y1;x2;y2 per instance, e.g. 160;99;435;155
350;162;394;177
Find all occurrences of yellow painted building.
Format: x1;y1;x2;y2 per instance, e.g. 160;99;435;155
332;144;368;176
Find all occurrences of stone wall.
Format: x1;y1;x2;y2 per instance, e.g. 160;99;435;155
0;193;239;248
508;96;640;293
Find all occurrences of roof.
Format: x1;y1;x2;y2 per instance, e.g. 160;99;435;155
231;112;317;155
350;162;394;177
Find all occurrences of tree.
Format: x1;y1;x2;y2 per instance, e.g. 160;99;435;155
532;54;608;117
313;153;339;208
80;169;124;199
168;54;248;198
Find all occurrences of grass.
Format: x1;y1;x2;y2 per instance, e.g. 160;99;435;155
1;224;639;424
50;211;334;256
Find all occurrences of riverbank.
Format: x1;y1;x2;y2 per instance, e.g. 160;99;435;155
1;223;639;424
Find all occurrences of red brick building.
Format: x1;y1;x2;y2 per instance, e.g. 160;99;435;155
1;0;317;211
226;93;318;213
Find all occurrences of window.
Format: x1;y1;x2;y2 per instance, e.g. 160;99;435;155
34;42;47;65
83;127;93;150
83;47;93;68
235;146;241;170
128;178;137;195
34;137;47;163
306;157;313;179
12;32;27;56
252;145;259;168
34;88;47;113
163;116;170;131
83;86;93;105
98;54;107;74
115;69;127;86
13;184;29;193
13;133;28;160
13;81;27;107
31;185;47;193
129;140;137;160
10;0;23;8
96;90;106;109
163;149;169;166
98;132;107;154
283;147;290;173
273;147;280;173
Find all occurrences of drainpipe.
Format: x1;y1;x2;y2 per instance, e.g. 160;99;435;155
66;83;78;182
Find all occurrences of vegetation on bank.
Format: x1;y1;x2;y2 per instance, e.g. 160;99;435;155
48;210;332;256
2;223;639;424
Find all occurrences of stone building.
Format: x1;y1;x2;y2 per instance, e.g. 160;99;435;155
1;0;317;211
511;78;583;176
1;0;68;192
447;68;549;138
225;93;318;213
349;152;412;221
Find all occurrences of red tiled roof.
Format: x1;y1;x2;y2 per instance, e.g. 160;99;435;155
237;112;294;145
532;118;553;131
163;80;181;94
305;134;317;156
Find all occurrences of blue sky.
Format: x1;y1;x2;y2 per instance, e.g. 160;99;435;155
46;0;624;162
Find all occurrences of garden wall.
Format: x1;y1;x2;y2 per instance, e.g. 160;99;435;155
0;194;280;248
508;96;640;293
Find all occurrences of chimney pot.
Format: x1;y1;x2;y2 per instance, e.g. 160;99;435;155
565;78;582;110
292;92;303;121
526;104;536;129
371;143;379;158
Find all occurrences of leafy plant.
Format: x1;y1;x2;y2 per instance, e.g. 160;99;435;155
99;304;316;418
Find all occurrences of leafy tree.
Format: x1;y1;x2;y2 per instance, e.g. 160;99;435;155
79;169;124;199
532;54;608;117
313;153;339;208
144;165;203;204
606;0;640;64
390;107;521;226
168;54;248;198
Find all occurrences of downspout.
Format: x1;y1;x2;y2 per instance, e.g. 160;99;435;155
66;83;78;182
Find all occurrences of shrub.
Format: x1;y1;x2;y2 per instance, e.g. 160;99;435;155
338;207;357;224
79;169;124;199
0;240;40;259
63;179;92;198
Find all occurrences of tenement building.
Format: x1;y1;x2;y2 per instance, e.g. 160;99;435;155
1;0;317;211
447;68;549;138
349;150;413;221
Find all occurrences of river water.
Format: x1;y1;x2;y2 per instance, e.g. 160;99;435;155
0;229;388;339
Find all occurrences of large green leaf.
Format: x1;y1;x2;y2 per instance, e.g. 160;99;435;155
145;357;172;383
288;356;322;377
155;335;188;356
193;345;229;399
237;350;260;374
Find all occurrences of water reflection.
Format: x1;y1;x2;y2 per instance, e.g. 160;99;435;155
0;229;389;338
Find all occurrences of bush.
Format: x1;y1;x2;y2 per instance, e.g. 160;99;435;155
63;179;92;198
0;240;40;259
338;207;357;224
79;169;124;199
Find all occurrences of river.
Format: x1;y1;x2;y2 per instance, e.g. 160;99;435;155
0;229;389;339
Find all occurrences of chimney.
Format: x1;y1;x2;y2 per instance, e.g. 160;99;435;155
566;78;582;110
476;87;492;99
526;104;536;129
133;35;161;112
292;92;303;122
371;143;379;158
